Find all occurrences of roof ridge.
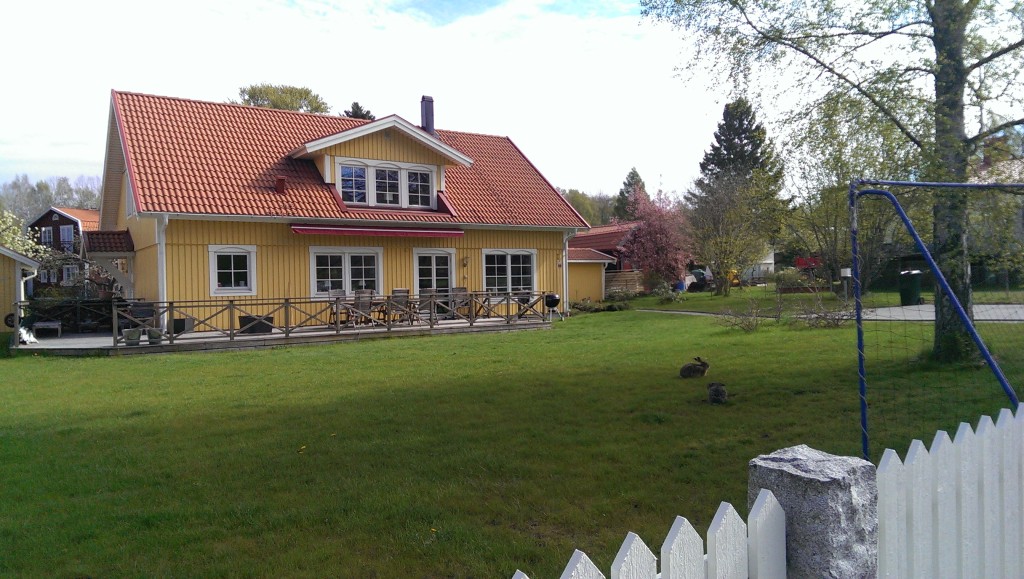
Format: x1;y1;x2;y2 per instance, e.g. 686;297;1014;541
113;89;372;122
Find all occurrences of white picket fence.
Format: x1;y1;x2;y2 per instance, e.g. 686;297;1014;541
511;489;786;579
878;406;1024;578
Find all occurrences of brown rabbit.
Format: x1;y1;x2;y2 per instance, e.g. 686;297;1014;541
680;357;710;378
707;382;728;404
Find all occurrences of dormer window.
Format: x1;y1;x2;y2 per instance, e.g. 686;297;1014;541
336;158;435;210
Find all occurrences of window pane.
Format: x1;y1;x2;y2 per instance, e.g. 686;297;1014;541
217;254;233;270
408;171;431;206
340;166;366;203
313;253;345;294
375;169;400;204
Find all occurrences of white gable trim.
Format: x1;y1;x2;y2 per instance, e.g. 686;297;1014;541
291;115;473;167
0;245;40;269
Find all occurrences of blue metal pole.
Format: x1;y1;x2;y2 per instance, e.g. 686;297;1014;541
857;186;1020;409
849;180;870;460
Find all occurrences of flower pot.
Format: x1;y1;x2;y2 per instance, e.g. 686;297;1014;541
147;328;163;345
122;328;142;346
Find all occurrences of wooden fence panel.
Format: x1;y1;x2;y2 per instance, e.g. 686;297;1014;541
977;416;1003;578
877;449;906;578
954;421;982;578
519;493;783;579
611;532;656;579
747;489;786;579
878;407;1024;579
707;503;747;579
930;431;958;579
905;439;934;577
661;516;704;579
998;408;1021;576
560;549;605;579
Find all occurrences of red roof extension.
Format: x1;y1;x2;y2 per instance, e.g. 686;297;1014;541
112;91;588;229
568;248;616;263
569;222;638;251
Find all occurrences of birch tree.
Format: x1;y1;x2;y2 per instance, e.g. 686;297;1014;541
643;0;1024;360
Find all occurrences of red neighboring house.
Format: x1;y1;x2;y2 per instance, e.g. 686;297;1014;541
568;222;639;272
27;207;102;292
568;221;642;296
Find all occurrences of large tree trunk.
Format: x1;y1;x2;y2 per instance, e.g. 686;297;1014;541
930;0;976;361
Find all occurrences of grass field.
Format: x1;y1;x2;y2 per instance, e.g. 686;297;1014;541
2;311;1020;577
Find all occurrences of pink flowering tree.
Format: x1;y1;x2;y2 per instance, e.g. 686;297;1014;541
619;189;692;287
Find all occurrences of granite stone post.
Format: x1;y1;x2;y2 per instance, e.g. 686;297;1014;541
748;444;877;578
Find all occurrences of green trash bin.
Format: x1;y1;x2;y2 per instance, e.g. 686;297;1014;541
899;270;923;306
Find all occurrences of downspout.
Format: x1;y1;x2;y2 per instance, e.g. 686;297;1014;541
563;230;576;315
157;214;168;327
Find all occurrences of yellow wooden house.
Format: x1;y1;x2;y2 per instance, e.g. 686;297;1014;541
1;245;39;330
86;91;589;317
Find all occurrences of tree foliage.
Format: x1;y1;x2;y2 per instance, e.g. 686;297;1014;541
561;188;615;226
786;90;929;289
343;102;376;120
0;210;49;261
613;168;648;221
0;175;100;222
619;190;691;285
643;0;1024;360
234;84;331;114
687;99;788;295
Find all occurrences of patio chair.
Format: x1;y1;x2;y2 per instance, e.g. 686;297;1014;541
450;287;471;319
328;289;347;325
388;288;418;325
418;288;439;324
118;301;156;332
348;288;377;326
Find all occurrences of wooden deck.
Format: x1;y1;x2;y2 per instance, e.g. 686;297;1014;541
16;316;552;356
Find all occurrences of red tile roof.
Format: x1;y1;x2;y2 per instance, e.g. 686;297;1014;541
568;248;616;263
83;230;134;253
569;222;638;251
111;91;588;229
54;207;100;231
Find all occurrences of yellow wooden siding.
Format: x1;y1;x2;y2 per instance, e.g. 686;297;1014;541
161;220;566;302
133;246;159;301
115;176;128;230
323;130;449;165
1;255;18;322
568;262;606;302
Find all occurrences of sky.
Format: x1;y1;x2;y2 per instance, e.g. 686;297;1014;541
0;0;733;197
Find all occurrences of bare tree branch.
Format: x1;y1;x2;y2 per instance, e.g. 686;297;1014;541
967;38;1024;74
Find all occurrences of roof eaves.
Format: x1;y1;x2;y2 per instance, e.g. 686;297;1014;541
292;115;474;167
0;245;40;269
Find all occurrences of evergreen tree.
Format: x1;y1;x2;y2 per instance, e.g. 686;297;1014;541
613;167;648;221
343;102;376;120
687;99;787;295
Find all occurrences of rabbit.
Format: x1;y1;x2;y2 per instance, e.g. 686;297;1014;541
679;357;710;378
707;382;728;404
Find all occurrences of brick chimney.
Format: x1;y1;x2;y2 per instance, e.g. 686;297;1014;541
421;95;435;136
275;176;287;195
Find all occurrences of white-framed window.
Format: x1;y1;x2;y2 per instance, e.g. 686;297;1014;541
60;225;75;252
208;245;257;296
62;265;79;284
483;249;536;293
308;246;383;296
413;249;455;293
40;227;53;245
335;158;435;209
38;269;49;283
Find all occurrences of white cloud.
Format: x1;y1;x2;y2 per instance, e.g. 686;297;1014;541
0;0;730;195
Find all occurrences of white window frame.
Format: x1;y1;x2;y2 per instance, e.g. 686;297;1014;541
335;158;436;210
40;227;53;245
60;225;75;251
412;248;456;293
482;249;537;293
62;265;79;285
308;246;384;297
38;269;49;283
208;244;257;296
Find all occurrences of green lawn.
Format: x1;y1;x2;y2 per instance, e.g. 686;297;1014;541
1;312;1019;577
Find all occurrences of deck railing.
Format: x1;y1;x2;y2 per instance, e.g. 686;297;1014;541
100;290;554;347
